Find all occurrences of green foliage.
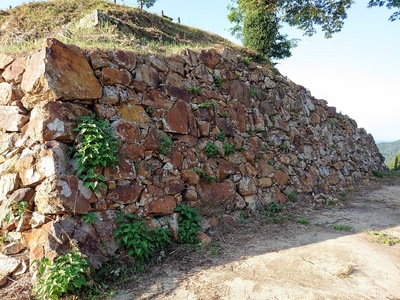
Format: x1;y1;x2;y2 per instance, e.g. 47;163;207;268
268;202;281;214
187;85;201;95
145;105;154;116
174;205;201;245
215;131;226;142
332;224;353;231
287;192;297;202
236;145;247;152
249;88;257;98
296;218;309;225
158;135;173;155
368;0;400;22
213;75;223;87
223;143;235;156
198;101;213;108
113;213;171;263
68;114;119;191
138;0;158;9
195;167;217;183
32;250;90;300
205;142;219;157
367;231;400;245
372;170;385;178
82;212;97;224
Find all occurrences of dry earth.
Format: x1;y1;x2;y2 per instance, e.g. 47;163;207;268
1;177;399;300
113;177;400;300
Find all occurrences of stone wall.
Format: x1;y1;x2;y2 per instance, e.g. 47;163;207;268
0;38;386;274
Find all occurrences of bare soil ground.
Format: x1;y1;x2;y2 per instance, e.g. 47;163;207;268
112;176;400;300
1;176;399;300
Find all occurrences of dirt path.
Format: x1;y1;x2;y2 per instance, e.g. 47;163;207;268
113;178;400;300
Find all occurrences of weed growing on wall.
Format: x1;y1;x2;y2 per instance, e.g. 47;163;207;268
205;142;219;157
68;114;119;191
32;250;90;300
194;167;217;183
174;205;201;244
158;135;173;155
82;212;97;224
114;213;171;262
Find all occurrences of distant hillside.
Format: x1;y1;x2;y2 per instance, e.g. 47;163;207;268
377;140;400;165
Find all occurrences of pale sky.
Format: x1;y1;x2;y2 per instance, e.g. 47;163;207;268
1;0;399;142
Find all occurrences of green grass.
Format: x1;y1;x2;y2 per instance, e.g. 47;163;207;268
367;231;400;246
332;224;353;231
296;218;309;225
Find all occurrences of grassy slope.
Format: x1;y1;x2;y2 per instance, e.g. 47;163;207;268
0;0;264;61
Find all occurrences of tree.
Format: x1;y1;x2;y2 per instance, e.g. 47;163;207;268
229;0;399;60
138;0;157;9
368;0;400;21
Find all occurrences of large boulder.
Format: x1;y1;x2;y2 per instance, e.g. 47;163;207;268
21;38;102;109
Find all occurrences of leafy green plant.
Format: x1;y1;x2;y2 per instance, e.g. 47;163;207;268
187;85;201;95
82;212;97;224
145;106;154;116
332;224;353;231
287;192;297;202
223;143;235;156
174;205;201;244
158;135;173;155
250;88;257;98
195;167;217;183
222;112;229;118
296;218;309;225
205;142;218;157
215;131;226;142
268;202;281;214
198;101;212;108
236;145;247;152
262;143;269;151
68;114;119;191
371;170;384;178
267;159;274;165
32;250;90;300
213;75;223;87
114;213;171;263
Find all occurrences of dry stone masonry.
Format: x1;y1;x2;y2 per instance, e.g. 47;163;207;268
0;38;386;278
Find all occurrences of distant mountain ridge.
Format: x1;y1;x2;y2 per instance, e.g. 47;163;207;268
377;139;400;165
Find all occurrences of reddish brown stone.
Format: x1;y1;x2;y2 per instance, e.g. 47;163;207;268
17;141;69;187
0;106;29;132
142;196;176;216
106;183;143;204
104;158;136;181
0;53;13;70
181;169;199;185
88;50;111;69
197;182;236;212
21;38;102;109
142;128;161;151
161;85;191;103
120;144;145;161
24;101;90;143
238;177;257;196
272;187;287;203
181;48;198;66
198;49;220;69
164;178;185;195
34;175;96;215
118;104;151;124
172;151;183;169
110;50;137;71
101;67;131;86
167;57;185;76
111;119;141;143
219;160;237;179
273;170;290;185
2;57;26;83
135;64;159;87
225;80;250;107
163;100;198;135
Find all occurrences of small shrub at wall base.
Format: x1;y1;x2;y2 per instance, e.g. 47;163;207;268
113;213;171;263
174;205;201;245
32;250;90;300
